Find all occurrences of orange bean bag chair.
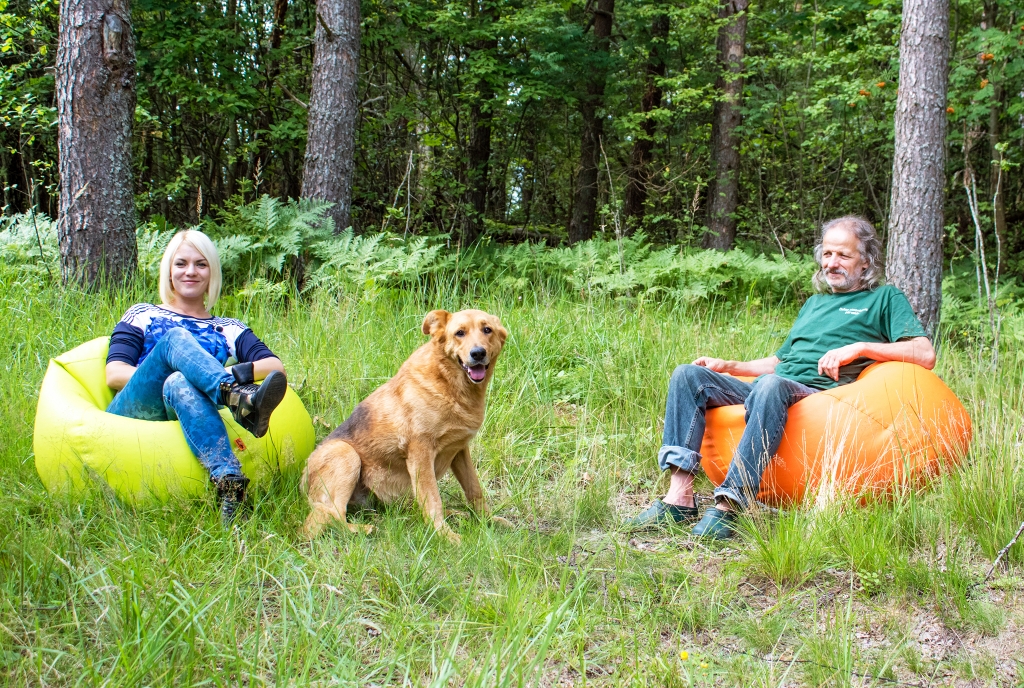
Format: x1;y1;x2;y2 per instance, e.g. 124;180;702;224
699;362;971;505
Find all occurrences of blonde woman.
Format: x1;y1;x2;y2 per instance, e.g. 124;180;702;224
105;229;287;523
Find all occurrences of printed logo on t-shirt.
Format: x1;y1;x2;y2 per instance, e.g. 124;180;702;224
839;307;868;316
140;316;231;365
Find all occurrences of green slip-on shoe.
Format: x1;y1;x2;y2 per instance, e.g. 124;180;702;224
624;498;700;529
691;507;738;540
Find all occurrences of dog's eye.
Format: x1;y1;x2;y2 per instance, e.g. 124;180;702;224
482;326;492;334
455;330;465;337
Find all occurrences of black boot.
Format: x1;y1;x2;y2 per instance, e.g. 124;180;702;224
213;474;250;525
219;362;287;438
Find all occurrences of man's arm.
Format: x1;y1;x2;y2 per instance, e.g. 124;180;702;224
692;355;780;377
817;336;935;381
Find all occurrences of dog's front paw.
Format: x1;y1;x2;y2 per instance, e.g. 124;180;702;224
438;526;462;545
491;515;514;529
348;523;374;535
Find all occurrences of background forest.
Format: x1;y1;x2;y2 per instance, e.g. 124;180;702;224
2;0;1022;266
2;0;1024;683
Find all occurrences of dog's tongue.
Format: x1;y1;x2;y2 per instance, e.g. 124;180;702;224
468;364;487;382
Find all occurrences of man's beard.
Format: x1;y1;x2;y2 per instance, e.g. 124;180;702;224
825;268;859;291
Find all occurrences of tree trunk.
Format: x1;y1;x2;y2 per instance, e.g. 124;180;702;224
568;0;615;245
57;0;137;288
250;0;289;196
224;0;241;200
301;0;360;232
702;0;749;250
461;1;499;244
2;143;27;214
623;12;669;233
886;0;949;336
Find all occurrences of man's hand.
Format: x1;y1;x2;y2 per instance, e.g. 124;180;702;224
817;343;865;381
693;355;780;377
692;356;730;373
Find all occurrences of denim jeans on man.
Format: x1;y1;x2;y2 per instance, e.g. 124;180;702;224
658;364;819;509
107;327;243;479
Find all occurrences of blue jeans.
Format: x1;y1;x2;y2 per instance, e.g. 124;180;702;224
658;364;819;509
107;327;243;480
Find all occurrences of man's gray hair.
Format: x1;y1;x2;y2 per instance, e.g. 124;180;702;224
811;215;884;293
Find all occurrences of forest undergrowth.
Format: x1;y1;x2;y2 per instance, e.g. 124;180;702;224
1;230;1023;685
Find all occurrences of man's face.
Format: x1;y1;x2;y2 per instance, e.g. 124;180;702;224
820;226;868;293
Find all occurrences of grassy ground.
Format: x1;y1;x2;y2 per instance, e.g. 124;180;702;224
1;267;1022;687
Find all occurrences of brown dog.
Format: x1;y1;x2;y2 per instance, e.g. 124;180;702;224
301;309;508;543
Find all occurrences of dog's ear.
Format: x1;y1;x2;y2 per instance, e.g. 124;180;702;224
422;310;451;337
492;321;508;347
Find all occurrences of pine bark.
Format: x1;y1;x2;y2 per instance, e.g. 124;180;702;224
886;0;949;335
622;13;669;232
56;0;137;288
702;0;748;250
461;1;499;244
302;0;360;232
568;0;615;245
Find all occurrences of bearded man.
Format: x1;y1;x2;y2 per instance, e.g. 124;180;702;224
626;216;936;539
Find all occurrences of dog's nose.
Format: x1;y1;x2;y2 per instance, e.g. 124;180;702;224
469;346;487;362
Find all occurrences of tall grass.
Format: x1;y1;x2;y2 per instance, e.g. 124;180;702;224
1;258;1022;685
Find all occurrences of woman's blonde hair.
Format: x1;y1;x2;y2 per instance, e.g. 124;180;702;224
159;230;223;309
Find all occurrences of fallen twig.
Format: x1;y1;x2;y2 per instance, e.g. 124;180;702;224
984;519;1024;583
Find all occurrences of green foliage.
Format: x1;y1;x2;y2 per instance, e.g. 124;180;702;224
202;195;336;282
2;0;1024;272
0;0;58;211
308;230;452;294
0;209;54;264
941;261;1024;345
485;233;815;303
115;196;817;306
739;510;836;589
735;0;903;248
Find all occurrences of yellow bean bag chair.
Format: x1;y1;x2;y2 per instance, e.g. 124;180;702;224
34;337;316;504
700;362;971;505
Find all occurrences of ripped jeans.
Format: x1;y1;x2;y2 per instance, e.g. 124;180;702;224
107;327;243;480
657;364;819;509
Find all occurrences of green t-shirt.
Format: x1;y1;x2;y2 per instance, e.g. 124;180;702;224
774;285;928;389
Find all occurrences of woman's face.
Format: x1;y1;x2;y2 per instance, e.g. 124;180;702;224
170;242;211;302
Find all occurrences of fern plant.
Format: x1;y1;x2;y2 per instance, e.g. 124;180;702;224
0;206;881;315
202;195;336;285
0;212;57;266
136;221;175;280
481;232;815;304
307;229;452;294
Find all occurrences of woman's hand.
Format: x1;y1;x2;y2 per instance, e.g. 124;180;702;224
105;361;137;390
245;357;286;381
